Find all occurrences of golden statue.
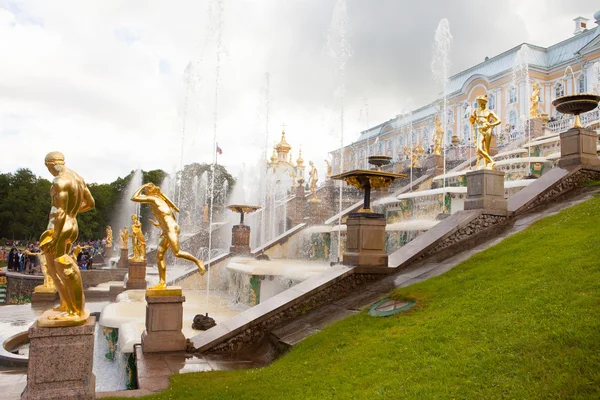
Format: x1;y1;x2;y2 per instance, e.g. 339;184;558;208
25;249;55;294
469;95;501;169
129;214;146;261
119;226;129;249
131;183;206;290
433;115;444;156
39;151;94;326
308;161;319;202
530;82;540;118
403;144;424;168
106;226;113;249
324;159;333;177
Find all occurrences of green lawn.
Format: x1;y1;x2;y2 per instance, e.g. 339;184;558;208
112;197;600;399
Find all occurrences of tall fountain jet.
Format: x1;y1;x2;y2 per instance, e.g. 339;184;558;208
326;0;352;262
431;18;453;185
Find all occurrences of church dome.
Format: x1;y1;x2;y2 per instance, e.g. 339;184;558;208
274;130;292;155
296;149;304;166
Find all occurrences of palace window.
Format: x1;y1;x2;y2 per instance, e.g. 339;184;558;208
488;94;496;109
446;129;453;145
554;82;564;99
509;110;518;130
447;109;454;124
578;77;586;93
508;86;517;104
463;125;470;143
422;128;429;147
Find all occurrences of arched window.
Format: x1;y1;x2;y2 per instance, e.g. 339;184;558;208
554;82;564;99
463;125;470;143
378;141;383;154
509;110;518;130
447;109;454;124
386;140;392;150
509;86;517;103
422;127;430;147
488;94;496;109
578;77;586;93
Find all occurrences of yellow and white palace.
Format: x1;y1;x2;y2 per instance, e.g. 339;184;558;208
330;14;600;173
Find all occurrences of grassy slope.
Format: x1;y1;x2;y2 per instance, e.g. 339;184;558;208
113;197;600;400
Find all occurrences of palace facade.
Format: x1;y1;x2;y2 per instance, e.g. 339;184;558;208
330;14;600;173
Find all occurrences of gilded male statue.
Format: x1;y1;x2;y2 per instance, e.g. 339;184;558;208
469;95;501;169
106;225;113;249
131;183;205;290
40;151;94;324
530;82;540;118
129;214;146;261
119;226;129;249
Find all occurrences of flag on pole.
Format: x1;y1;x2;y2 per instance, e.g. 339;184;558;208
216;143;223;155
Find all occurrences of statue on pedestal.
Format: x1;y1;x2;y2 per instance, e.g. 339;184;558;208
105;226;113;249
324;159;332;177
469;95;501;169
433;115;444;156
129;214;146;261
308;161;319;202
131;183;205;290
119;226;129;249
39;151;94;326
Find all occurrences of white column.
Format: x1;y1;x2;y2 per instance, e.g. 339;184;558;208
496;88;502;119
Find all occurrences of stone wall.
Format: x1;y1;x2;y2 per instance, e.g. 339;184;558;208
518;167;600;214
80;269;128;289
6;273;42;304
205;272;382;353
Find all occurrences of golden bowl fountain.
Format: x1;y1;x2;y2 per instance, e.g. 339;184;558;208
227;205;261;225
332;156;406;213
552;94;600;129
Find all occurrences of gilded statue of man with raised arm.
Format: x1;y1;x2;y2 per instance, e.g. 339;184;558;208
469;95;501;169
39;151;95;326
131;183;205;290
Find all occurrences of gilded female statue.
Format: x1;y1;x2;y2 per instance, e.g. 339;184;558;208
129;214;146;261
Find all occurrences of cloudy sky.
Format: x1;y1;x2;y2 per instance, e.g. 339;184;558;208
0;0;598;185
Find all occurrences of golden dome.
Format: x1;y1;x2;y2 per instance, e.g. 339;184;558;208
270;148;278;163
296;148;304;166
274;130;292;155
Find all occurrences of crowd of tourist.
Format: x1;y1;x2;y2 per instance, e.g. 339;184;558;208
1;237;113;274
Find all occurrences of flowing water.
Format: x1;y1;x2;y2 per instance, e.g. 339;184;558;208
512;44;532;172
432;18;452;187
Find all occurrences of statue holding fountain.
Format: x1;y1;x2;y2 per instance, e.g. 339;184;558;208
469;95;501;169
129;214;146;261
131;182;206;290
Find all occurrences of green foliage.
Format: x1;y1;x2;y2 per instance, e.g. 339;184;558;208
0;164;235;241
107;197;600;400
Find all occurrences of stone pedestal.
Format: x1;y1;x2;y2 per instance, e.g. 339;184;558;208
431;154;444;177
117;248;128;269
527;118;545;139
465;169;507;214
343;212;387;267
230;224;251;256
308;200;324;225
141;288;186;353
31;290;58;303
558;127;600;169
126;259;147;290
22;316;96;400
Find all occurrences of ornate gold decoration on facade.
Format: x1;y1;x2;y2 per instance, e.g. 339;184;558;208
530;82;540;118
469;95;501;169
39;151;94;326
433;115;444;156
131;183;206;291
308;161;320;202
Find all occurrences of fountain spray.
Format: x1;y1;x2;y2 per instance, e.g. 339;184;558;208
326;0;352;263
432;19;452;187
